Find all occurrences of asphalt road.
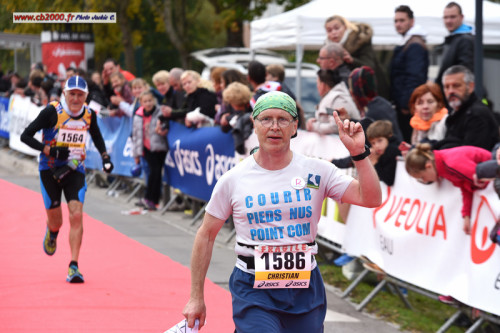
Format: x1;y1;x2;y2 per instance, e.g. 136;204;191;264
0;146;403;333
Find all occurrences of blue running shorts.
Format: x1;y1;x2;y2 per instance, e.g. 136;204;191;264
229;266;326;333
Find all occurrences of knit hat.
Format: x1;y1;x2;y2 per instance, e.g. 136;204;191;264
348;66;377;110
252;91;297;119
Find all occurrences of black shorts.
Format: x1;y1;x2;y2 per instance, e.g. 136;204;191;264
39;169;87;209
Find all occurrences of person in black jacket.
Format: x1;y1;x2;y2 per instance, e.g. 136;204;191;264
433;65;499;151
435;2;474;90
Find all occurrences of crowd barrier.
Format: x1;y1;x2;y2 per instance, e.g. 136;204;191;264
5;95;500;324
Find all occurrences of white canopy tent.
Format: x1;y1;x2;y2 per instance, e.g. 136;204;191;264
250;0;500;49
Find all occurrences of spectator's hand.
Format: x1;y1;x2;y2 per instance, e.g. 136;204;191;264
463;216;471;235
161;105;172;117
306;118;316;131
49;146;69;160
110;96;123;105
220;113;230;127
134;157;140;165
102;153;114;174
342;49;353;64
155;120;168;136
336;107;349;121
473;173;489;189
333;111;365;156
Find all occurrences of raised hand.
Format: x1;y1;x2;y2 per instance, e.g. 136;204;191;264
333;111;366;156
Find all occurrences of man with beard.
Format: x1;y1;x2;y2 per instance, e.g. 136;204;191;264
433;65;498;151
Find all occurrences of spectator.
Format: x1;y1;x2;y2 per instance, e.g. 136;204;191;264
101;58;136;102
109;72;134;117
306;69;359;135
265;63;306;129
132;90;168;211
159;70;217;128
348;66;403;142
433;65;499;151
324;15;390;99
390;5;429;143
210;66;227;105
475;143;500;200
167;67;186;108
214;69;250;125
366;120;401;186
435;2;474;90
152;70;173;105
13;78;27;97
265;63;296;100
65;67;76;79
405;143;492;234
408;83;448;145
247;60;282;108
316;43;351;85
221;82;253;154
130;78;150;115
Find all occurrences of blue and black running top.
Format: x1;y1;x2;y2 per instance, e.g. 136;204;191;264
21;101;107;172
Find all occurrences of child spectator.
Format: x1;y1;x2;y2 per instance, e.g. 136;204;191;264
132;90;168;211
366;120;401;186
405;143;492;235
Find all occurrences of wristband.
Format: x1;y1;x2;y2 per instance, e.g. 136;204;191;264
351;145;371;161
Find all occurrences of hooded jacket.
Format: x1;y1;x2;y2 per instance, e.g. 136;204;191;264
435;24;474;86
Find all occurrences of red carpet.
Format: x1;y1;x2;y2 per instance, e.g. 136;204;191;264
0;179;233;332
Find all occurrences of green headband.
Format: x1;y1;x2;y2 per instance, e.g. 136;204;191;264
252;91;297;119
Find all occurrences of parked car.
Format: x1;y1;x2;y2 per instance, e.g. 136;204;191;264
191;48;320;119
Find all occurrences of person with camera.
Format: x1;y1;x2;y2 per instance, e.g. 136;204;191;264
20;76;113;283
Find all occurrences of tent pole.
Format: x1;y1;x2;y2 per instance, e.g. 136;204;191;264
474;0;484;99
295;44;304;105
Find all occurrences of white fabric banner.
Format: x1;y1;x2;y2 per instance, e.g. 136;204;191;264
8;95;43;156
343;160;500;315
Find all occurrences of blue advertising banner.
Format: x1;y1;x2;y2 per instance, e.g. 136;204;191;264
0;96;10;139
164;121;237;202
85;115;135;176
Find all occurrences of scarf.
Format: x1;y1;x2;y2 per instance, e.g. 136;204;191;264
410;107;448;131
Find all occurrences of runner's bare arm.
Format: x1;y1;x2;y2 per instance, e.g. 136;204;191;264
182;212;225;330
332;111;382;208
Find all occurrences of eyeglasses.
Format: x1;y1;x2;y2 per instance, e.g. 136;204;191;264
256;116;295;128
317;56;333;60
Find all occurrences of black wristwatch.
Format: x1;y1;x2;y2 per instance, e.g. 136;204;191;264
351;144;371;161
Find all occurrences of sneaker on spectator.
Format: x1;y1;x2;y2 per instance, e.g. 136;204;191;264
438;295;457;305
142;198;157;211
43;227;57;256
66;264;84;283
